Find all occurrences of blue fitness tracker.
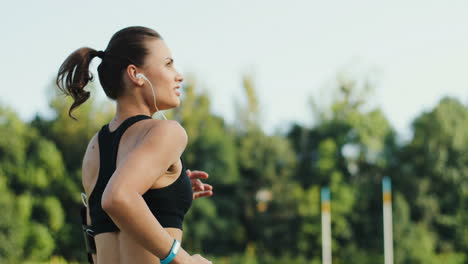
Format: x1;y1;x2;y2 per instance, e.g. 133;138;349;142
160;239;180;264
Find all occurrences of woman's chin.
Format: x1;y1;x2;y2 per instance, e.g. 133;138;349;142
158;100;180;111
171;98;181;108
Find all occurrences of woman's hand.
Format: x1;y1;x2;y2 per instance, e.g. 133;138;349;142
190;254;212;264
186;169;213;200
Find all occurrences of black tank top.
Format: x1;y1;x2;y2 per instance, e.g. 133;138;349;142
88;115;193;235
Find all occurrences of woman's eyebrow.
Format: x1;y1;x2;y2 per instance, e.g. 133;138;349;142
165;57;174;63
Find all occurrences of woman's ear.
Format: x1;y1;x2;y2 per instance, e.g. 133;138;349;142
126;64;144;86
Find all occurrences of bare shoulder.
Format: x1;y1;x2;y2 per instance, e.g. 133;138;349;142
82;132;100;194
140;119;188;148
105;120;188;195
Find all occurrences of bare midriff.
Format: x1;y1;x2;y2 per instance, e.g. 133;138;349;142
94;227;183;264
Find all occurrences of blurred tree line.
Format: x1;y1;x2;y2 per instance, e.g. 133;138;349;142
0;73;466;263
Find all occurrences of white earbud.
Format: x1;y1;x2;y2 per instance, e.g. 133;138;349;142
136;73;147;81
136;73;167;120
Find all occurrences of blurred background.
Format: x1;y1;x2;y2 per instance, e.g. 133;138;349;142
0;1;467;263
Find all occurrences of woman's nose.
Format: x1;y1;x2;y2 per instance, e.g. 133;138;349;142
176;72;184;83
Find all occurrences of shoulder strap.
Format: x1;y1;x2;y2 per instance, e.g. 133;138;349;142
110;115;152;169
96;115;152;183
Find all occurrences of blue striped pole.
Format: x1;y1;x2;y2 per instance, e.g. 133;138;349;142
321;187;332;264
382;177;394;264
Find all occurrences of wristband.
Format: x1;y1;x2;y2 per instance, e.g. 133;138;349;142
160;239;180;264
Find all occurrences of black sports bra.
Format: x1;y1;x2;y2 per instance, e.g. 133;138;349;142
88;115;193;235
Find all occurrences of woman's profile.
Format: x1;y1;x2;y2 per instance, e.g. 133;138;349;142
57;26;213;264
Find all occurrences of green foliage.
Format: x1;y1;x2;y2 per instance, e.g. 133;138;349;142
0;105;69;262
171;78;243;254
394;97;468;255
43;196;65;232
0;172;25;263
24;223;55;261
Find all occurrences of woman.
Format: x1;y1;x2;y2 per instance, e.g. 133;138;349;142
57;26;213;264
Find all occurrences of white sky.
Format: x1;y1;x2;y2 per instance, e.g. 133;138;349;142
1;0;467;136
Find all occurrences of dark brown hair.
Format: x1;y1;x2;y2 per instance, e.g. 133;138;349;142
56;26;161;119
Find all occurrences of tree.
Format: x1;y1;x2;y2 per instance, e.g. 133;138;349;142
0;105;67;262
287;74;396;260
393;97;468;255
233;75;298;258
171;77;242;254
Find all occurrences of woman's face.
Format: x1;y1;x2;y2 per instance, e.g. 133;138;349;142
140;39;184;111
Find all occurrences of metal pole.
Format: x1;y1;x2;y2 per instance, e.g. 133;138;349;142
321;187;332;264
383;177;394;264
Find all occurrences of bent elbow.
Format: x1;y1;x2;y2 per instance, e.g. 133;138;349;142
101;196;113;213
101;188;128;215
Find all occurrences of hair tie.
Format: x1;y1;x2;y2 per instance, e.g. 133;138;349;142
96;50;105;59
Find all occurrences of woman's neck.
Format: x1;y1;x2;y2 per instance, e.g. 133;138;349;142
110;96;153;129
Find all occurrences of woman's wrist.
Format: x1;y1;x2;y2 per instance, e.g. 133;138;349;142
160;239;180;264
170;246;192;264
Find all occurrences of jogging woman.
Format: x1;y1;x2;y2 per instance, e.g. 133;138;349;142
57;26;213;264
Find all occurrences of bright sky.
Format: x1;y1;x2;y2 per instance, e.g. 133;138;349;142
1;1;467;136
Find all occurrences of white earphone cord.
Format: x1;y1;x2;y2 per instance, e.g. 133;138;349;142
142;76;167;120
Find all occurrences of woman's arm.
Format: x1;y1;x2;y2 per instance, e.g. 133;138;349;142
82;133;99;263
101;120;194;264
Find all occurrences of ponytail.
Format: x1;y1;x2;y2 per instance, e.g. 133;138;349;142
56;48;101;120
57;27;162;120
